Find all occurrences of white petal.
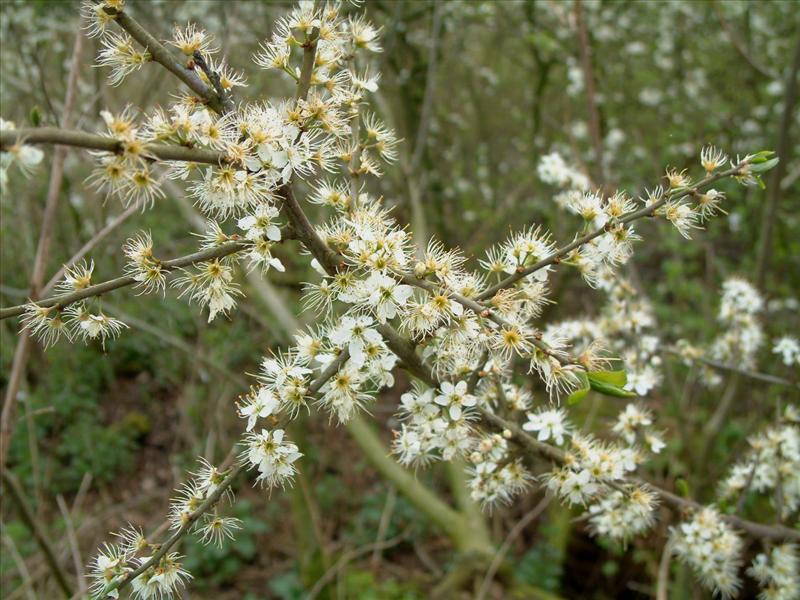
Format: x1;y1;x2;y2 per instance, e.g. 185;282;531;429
266;225;282;241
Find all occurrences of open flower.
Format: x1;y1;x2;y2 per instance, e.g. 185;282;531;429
243;428;302;489
523;408;570;445
434;381;476;420
328;315;382;367
362;272;413;323
239;387;280;431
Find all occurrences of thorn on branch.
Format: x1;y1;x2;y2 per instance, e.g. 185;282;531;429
192;50;229;112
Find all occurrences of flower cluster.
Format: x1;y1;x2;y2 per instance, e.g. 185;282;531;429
86;107;166;208
537;151;591;210
709;277;765;372
543;433;642;506
612;403;665;454
242;320;395;427
88;525;191;600
88;455;241;598
671;507;744;598
243;428;303;489
747;544;799;600
467;432;532;507
675;276;800;392
720;406;800;519
587;487;658;543
392;383;476;466
238;205;285;273
523;407;570;445
772;335;800;367
518;409;663;524
167;459;241;538
123;232;167;295
22;260;128;349
172;256;241;323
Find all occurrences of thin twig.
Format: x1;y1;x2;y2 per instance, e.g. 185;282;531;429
1;470;73;598
0;240;252;320
1;526;37;600
102;5;225;113
711;1;778;80
476;493;552;600
734;457;759;516
474;165;744;302
294;0;324;103
774;438;785;524
0;127;224;165
664;348;799;389
306;533;407;600
574;0;605;185
656;537;676;600
755;31;800;289
413;539;442;577
370;485;397;568
191;50;235;114
410;2;442;172
702;375;740;441
71;472;93;514
404;1;443;255
0;335;33;468
0;27;84;470
41;204;140;296
56;495;87;598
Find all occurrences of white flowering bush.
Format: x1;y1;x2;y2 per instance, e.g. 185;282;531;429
1;1;798;598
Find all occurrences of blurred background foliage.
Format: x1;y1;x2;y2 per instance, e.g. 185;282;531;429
1;0;798;598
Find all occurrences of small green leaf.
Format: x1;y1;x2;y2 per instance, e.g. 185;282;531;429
587;369;627;387
676;478;691;498
29;106;42;127
750;157;779;173
749;150;775;163
756;174;766;190
567;371;590;405
587;375;636;398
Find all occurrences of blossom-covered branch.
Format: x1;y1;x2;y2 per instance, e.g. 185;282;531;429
476;163;751;302
96;2;230;113
276;127;798;545
370;310;800;542
97;349;349;599
478;409;800;542
0;240;256;320
1;2;795;599
0;127;225;164
664;347;799;389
